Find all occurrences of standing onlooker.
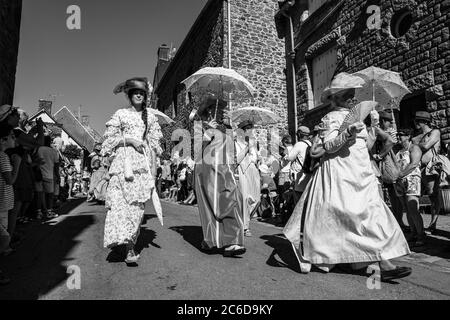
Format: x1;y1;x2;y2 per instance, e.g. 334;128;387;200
277;135;294;224
37;135;60;219
6;141;35;245
373;111;405;228
395;129;425;247
413;111;441;233
0;125;20;281
287;126;312;205
66;164;76;199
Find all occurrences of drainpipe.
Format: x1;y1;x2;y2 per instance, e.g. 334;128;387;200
227;0;232;69
287;14;298;139
279;1;298;139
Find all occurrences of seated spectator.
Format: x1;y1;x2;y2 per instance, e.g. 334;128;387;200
257;164;277;220
183;158;196;205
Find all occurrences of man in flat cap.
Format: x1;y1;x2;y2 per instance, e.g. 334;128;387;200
412;111;441;233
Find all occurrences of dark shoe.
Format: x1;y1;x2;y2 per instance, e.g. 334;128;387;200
380;266;412;282
223;246;246;257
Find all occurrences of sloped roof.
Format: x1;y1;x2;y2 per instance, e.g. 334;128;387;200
53;106;98;153
29;109;83;148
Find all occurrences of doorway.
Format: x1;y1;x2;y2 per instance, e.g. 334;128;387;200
398;92;427;131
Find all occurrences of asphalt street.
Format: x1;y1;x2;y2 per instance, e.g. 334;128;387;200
1;199;450;300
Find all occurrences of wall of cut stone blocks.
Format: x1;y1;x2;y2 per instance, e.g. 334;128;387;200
155;0;288;158
154;2;225;159
284;0;450;142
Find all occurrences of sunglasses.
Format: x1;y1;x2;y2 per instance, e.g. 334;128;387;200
132;90;146;96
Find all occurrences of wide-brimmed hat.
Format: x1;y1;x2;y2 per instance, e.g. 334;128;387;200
238;120;253;129
189;97;227;121
113;77;151;95
0;104;18;122
415;111;431;122
259;164;270;174
321;72;365;104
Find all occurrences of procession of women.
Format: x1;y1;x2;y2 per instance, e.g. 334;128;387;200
93;65;428;283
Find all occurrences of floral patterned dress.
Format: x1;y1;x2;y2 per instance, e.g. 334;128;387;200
101;107;162;248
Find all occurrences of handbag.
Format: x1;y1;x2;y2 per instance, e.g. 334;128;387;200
425;148;450;187
380;150;400;184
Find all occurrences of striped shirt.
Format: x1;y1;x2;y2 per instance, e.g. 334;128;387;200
0;151;14;211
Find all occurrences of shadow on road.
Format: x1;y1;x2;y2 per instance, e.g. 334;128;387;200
0;206;95;300
105;214;161;263
169;226;204;251
409;235;450;260
261;234;302;273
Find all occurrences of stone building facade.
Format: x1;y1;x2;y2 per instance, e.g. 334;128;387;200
275;0;450;142
153;0;287;157
0;0;22;106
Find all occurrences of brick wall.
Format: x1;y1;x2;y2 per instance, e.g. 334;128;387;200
0;0;22;105
283;0;450;142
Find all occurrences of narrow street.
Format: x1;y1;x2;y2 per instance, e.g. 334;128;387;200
1;199;449;300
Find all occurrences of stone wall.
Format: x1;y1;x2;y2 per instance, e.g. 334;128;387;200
154;0;224;158
0;0;22;105
284;0;450;142
225;0;287;129
154;0;288;157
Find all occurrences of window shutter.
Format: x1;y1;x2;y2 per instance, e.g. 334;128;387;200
312;46;337;107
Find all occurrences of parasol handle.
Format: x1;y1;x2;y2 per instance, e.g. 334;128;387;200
372;79;375;110
214;99;219;122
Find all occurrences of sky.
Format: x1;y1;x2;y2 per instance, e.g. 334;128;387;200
13;0;209;133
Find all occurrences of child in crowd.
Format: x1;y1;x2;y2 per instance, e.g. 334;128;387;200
66;165;75;199
257;164;277;221
0;126;20;285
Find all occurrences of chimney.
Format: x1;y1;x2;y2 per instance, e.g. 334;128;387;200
38;99;52;114
157;44;170;61
81;115;90;127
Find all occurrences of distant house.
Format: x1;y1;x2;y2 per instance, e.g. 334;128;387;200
53;106;101;153
28;108;84;151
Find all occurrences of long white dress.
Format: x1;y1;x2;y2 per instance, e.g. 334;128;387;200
284;108;410;265
235;140;260;230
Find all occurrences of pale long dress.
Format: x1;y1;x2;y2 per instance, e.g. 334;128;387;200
235;140;260;230
101;107;162;248
284;109;410;265
194;123;244;248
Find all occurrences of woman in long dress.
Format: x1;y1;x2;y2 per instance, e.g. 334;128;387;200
235;120;260;237
192;98;245;257
101;77;162;265
284;73;412;282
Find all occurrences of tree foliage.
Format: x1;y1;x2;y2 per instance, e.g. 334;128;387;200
62;144;83;160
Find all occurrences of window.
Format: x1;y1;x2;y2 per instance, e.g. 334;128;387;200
390;9;413;38
308;0;328;16
311;46;337;107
